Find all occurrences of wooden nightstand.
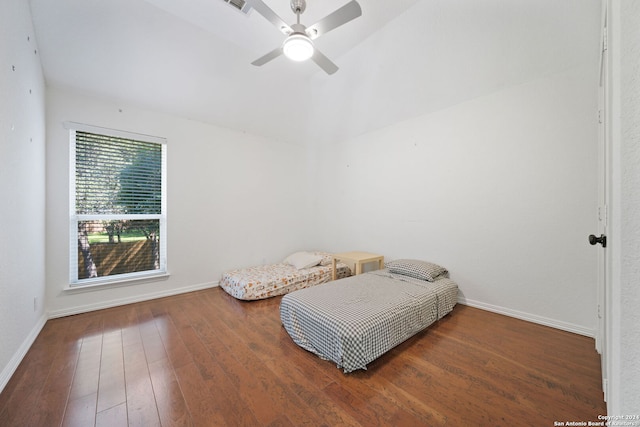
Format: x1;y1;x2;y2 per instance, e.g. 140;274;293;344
332;251;385;280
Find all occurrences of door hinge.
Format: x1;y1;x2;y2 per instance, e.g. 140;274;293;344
598;109;603;124
599;205;608;225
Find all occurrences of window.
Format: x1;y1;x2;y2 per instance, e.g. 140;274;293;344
67;123;167;287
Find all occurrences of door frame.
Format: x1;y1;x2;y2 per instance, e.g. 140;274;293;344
596;0;614;404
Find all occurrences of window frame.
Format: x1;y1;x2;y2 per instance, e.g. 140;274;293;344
66;122;168;288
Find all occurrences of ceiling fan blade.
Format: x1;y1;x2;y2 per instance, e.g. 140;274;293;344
251;47;283;66
244;0;292;35
305;0;362;40
311;49;339;75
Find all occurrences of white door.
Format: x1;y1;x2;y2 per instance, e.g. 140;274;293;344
594;0;610;401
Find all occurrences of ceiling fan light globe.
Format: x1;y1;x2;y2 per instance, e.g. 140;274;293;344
283;34;314;61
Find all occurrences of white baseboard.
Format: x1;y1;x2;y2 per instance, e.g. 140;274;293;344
48;281;218;319
0;313;47;394
458;296;595;338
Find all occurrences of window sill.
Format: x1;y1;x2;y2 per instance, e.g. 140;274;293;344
64;272;170;293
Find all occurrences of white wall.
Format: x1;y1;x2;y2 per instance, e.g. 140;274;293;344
306;0;601;146
0;0;47;391
45;87;312;316
611;0;640;413
310;64;599;335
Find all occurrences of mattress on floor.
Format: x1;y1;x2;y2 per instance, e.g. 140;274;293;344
280;269;458;372
220;261;351;300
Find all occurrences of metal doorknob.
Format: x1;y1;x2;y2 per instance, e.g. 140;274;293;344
589;234;607;248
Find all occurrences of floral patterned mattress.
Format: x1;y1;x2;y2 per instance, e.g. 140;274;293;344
219;262;352;300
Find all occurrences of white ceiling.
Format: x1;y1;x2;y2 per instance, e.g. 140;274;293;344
28;0;601;145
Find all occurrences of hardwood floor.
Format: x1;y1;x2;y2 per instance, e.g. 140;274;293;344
0;287;606;426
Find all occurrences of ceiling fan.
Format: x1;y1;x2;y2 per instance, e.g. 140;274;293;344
245;0;362;75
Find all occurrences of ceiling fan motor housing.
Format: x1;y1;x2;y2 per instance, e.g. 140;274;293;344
290;23;306;33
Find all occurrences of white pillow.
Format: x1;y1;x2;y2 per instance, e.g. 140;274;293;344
385;259;448;282
283;251;323;270
311;251;334;266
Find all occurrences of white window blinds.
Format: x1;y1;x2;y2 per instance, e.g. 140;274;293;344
68;124;167;286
